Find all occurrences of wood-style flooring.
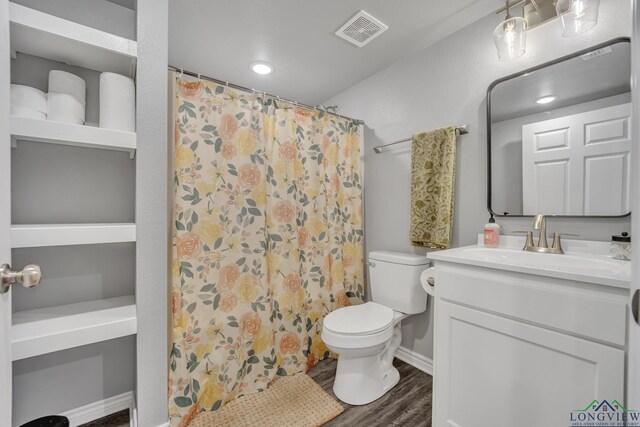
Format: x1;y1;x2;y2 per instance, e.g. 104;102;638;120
309;358;433;427
78;409;129;427
82;358;432;427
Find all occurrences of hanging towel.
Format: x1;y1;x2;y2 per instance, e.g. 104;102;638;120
410;126;457;249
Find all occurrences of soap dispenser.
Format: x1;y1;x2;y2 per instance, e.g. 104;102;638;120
484;214;500;248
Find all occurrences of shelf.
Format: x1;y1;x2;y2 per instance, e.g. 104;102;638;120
11;223;136;248
9;3;137;77
10;116;136;158
12;295;136;361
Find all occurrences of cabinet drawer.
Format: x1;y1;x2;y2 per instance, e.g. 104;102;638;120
435;262;628;346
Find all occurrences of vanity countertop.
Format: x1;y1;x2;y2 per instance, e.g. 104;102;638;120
427;235;631;289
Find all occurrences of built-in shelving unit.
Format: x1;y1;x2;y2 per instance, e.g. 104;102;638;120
12;295;137;361
10;223;136;248
10;116;136;157
6;2;143;424
9;2;137;77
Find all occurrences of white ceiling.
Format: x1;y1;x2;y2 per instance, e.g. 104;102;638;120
491;41;631;122
169;0;505;106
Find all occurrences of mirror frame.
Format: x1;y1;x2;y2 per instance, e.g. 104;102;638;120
486;37;632;218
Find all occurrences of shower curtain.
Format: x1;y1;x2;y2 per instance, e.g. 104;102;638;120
169;76;364;426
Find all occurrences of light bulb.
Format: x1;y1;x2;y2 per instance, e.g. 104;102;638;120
493;16;527;61
570;0;587;18
504;28;516;46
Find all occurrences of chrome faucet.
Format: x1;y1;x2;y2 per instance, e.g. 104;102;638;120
519;215;577;254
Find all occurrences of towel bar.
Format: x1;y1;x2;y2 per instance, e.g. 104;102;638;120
373;125;468;153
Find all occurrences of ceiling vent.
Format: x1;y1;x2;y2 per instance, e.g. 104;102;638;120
335;10;388;48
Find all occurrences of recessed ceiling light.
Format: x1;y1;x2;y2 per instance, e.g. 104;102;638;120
250;62;274;75
536;96;558;104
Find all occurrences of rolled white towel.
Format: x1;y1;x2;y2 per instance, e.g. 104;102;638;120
100;72;135;132
48;70;86;104
10;106;47;120
47;92;85;125
11;84;47;114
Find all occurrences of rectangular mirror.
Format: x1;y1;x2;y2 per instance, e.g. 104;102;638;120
487;38;631;218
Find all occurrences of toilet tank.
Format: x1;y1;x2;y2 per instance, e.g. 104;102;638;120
368;251;430;314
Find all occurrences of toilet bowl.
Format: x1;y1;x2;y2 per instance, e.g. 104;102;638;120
321;251;430;405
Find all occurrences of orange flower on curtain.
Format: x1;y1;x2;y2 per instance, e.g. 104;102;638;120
169;77;364;426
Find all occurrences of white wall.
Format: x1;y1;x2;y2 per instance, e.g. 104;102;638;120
324;0;632;360
135;0;169;425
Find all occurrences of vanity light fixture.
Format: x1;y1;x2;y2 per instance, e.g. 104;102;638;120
536;95;558;104
250;62;274;75
493;1;527;61
493;0;600;61
556;0;600;37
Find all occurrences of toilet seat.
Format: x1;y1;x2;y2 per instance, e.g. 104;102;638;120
322;302;395;349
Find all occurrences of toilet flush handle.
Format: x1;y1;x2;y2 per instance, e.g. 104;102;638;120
368;261;376;268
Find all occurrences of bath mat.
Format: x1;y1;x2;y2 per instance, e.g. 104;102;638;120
188;373;344;427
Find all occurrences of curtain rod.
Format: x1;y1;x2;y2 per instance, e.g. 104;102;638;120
168;65;365;125
372;125;469;154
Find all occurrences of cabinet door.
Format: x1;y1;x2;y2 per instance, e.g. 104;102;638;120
433;301;624;427
1;1;11;425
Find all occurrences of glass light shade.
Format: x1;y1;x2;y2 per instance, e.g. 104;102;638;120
556;0;600;37
493;17;527;62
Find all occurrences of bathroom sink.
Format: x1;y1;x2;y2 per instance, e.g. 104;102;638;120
428;244;631;288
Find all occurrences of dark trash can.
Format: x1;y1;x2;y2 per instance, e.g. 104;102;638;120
20;415;69;427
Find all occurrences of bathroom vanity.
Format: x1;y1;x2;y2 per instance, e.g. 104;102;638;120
428;236;631;427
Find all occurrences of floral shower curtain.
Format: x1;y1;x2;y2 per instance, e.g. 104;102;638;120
169;76;364;426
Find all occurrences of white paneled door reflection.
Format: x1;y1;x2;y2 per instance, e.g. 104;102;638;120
522;103;631;216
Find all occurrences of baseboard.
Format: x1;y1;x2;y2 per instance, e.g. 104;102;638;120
128;393;169;427
59;391;134;427
131;393;138;427
395;345;433;375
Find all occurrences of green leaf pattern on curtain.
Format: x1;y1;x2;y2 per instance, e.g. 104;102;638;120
169;78;364;426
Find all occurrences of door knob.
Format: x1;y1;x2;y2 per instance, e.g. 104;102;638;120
0;263;42;294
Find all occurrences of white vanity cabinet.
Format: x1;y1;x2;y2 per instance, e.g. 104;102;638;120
430;251;629;427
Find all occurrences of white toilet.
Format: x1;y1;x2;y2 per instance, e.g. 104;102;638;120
321;251;430;405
